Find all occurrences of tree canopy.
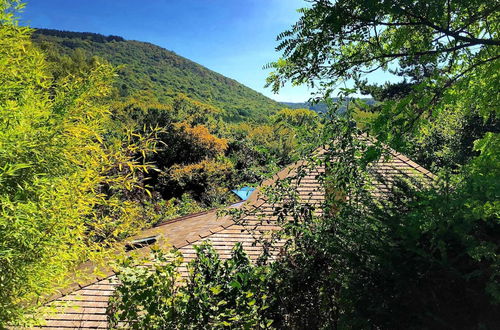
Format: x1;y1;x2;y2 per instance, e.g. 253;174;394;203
267;0;499;169
267;0;499;93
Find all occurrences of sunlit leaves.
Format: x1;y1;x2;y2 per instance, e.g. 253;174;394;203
108;243;273;329
0;2;156;324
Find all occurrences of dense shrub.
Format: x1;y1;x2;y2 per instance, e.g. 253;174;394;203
108;243;273;329
0;1;156;324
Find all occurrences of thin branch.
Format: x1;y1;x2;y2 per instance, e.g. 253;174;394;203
446;0;451;30
400;6;500;46
452;4;500;33
434;54;500;102
405;54;500;129
347;42;477;66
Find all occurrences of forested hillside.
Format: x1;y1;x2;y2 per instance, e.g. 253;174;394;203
32;28;283;121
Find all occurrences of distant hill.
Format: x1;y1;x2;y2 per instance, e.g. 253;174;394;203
32;28;283;122
281;98;376;113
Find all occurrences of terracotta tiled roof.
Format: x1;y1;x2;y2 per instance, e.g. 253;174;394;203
37;147;433;329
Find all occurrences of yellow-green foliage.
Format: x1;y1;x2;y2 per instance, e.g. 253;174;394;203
169;158;235;206
0;1;155;324
352;107;379;131
229;108;322;167
173;122;228;156
172;93;225;130
272;108;319;128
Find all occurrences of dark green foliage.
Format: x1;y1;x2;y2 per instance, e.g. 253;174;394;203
33;28;125;42
32;28;283;122
108;243;273;329
356;63;499;170
253;112;500;329
410;111;500;170
264;4;499;327
267;0;500;170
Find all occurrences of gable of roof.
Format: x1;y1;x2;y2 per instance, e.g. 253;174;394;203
37;147;434;329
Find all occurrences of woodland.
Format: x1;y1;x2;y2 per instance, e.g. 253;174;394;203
0;0;498;329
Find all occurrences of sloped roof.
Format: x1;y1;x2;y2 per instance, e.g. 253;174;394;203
37;147;434;329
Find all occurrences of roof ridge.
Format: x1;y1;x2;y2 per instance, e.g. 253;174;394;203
154;208;217;227
387;149;436;180
361;133;436;181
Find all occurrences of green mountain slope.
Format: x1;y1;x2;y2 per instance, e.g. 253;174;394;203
32;28;282;121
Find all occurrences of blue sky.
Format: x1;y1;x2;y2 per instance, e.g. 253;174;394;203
21;0;394;102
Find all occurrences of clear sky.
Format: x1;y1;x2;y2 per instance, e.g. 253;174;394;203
20;0;393;102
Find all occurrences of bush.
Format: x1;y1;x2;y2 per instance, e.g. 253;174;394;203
108;243;274;329
0;1;155;324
